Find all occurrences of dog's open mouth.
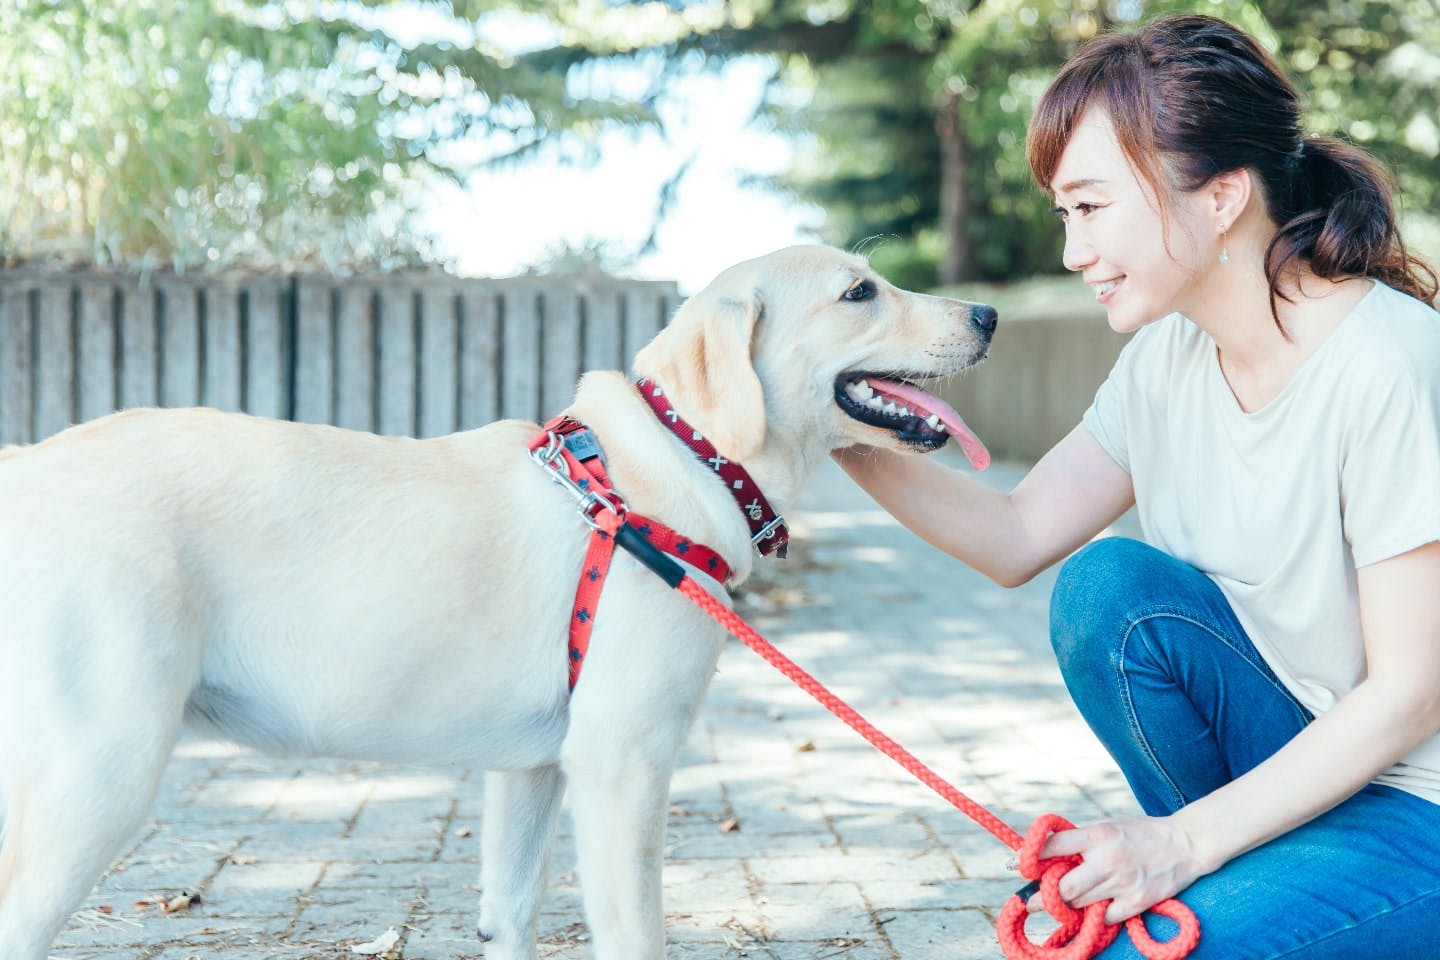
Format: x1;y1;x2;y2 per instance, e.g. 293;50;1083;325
834;373;990;470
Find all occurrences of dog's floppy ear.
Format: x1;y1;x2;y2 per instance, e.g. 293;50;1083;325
633;289;767;462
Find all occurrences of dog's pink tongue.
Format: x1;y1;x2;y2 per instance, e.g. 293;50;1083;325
872;379;990;471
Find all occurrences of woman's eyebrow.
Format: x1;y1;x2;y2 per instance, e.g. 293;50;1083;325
1054;177;1109;194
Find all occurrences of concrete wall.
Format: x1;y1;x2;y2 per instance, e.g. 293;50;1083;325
939;307;1127;463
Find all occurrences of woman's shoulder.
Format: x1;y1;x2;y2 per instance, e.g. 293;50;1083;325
1345;282;1440;381
1330;279;1440;402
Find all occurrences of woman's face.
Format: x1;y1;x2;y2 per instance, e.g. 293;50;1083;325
1049;106;1214;333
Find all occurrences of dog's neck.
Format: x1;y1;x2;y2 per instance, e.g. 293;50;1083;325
632;377;788;558
563;372;824;585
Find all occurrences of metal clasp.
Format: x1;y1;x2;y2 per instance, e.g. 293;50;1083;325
530;431;627;531
750;514;786;546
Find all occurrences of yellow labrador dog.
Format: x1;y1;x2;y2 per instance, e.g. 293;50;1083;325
0;245;995;960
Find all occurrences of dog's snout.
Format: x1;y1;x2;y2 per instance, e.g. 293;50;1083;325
970;304;998;336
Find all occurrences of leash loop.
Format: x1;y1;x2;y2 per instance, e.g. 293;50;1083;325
996;814;1120;960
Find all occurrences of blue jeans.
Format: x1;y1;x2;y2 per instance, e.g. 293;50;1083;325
1049;537;1440;959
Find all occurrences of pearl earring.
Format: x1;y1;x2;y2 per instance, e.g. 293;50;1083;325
1219;226;1230;265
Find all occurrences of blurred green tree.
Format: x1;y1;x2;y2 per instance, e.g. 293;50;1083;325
655;0;1439;284
5;0;1436;280
0;0;668;271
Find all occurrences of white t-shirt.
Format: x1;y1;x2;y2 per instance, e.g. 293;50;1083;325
1083;280;1440;803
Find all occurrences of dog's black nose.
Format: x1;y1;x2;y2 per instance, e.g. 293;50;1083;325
971;304;998;335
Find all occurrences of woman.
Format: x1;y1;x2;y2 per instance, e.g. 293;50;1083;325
836;14;1440;958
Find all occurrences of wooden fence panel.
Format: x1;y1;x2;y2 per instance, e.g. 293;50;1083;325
160;280;201;408
458;287;500;430
0;283;32;446
335;285;376;433
622;286;674;367
584;285;624;375
293;277;334;426
35;283;74;440
419;286;459;438
500;285;541;422
77;281;116;423
119;285;159;410
540;286;582;420
247;279;287;420
0;270;683;446
204;281;244;413
377;285;417;437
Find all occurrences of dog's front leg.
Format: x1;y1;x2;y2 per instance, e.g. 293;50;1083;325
564;755;672;960
560;579;727;960
477;764;564;960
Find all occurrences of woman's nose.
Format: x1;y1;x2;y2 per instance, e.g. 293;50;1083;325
1061;229;1095;273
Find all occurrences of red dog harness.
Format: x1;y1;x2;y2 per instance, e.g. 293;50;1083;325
528;380;788;690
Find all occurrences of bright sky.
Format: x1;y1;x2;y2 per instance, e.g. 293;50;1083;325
424;59;823;295
405;11;825;295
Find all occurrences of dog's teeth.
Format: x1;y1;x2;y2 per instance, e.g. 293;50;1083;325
844;378;874;401
898;406;911;418
926;414;940;428
866;396;883;409
935;422;947;433
883;401;898;415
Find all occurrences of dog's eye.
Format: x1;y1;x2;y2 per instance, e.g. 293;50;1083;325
842;281;876;302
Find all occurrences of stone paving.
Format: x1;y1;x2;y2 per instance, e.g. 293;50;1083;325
51;452;1142;960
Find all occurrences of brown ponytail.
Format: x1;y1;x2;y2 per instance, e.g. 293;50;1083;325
1271;136;1437;304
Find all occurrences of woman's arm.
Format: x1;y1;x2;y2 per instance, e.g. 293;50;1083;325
1040;539;1440;922
833;423;1136;587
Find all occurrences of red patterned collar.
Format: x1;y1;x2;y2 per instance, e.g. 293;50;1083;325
636;378;789;558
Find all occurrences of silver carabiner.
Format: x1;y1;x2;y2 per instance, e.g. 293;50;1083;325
531;431;628;529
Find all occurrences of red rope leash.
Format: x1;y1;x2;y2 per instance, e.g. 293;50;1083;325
676;575;1200;960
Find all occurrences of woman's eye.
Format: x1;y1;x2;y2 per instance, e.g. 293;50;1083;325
1052;202;1100;222
842;281;876;302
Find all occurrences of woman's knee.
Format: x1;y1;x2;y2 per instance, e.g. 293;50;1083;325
1049;537;1170;667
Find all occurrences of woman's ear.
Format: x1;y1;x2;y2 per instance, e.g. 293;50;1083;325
1210;167;1254;232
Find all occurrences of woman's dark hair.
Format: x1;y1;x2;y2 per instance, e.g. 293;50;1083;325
1026;14;1438;312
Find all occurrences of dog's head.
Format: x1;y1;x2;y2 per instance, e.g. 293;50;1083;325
633;244;994;468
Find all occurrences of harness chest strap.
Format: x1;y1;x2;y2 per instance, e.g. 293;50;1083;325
527;415;732;690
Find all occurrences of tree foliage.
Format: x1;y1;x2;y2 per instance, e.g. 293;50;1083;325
665;0;1440;283
0;0;670;271
4;0;1437;280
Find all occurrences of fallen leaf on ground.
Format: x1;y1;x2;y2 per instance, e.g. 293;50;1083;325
350;926;401;956
134;892;201;913
163;891;200;913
